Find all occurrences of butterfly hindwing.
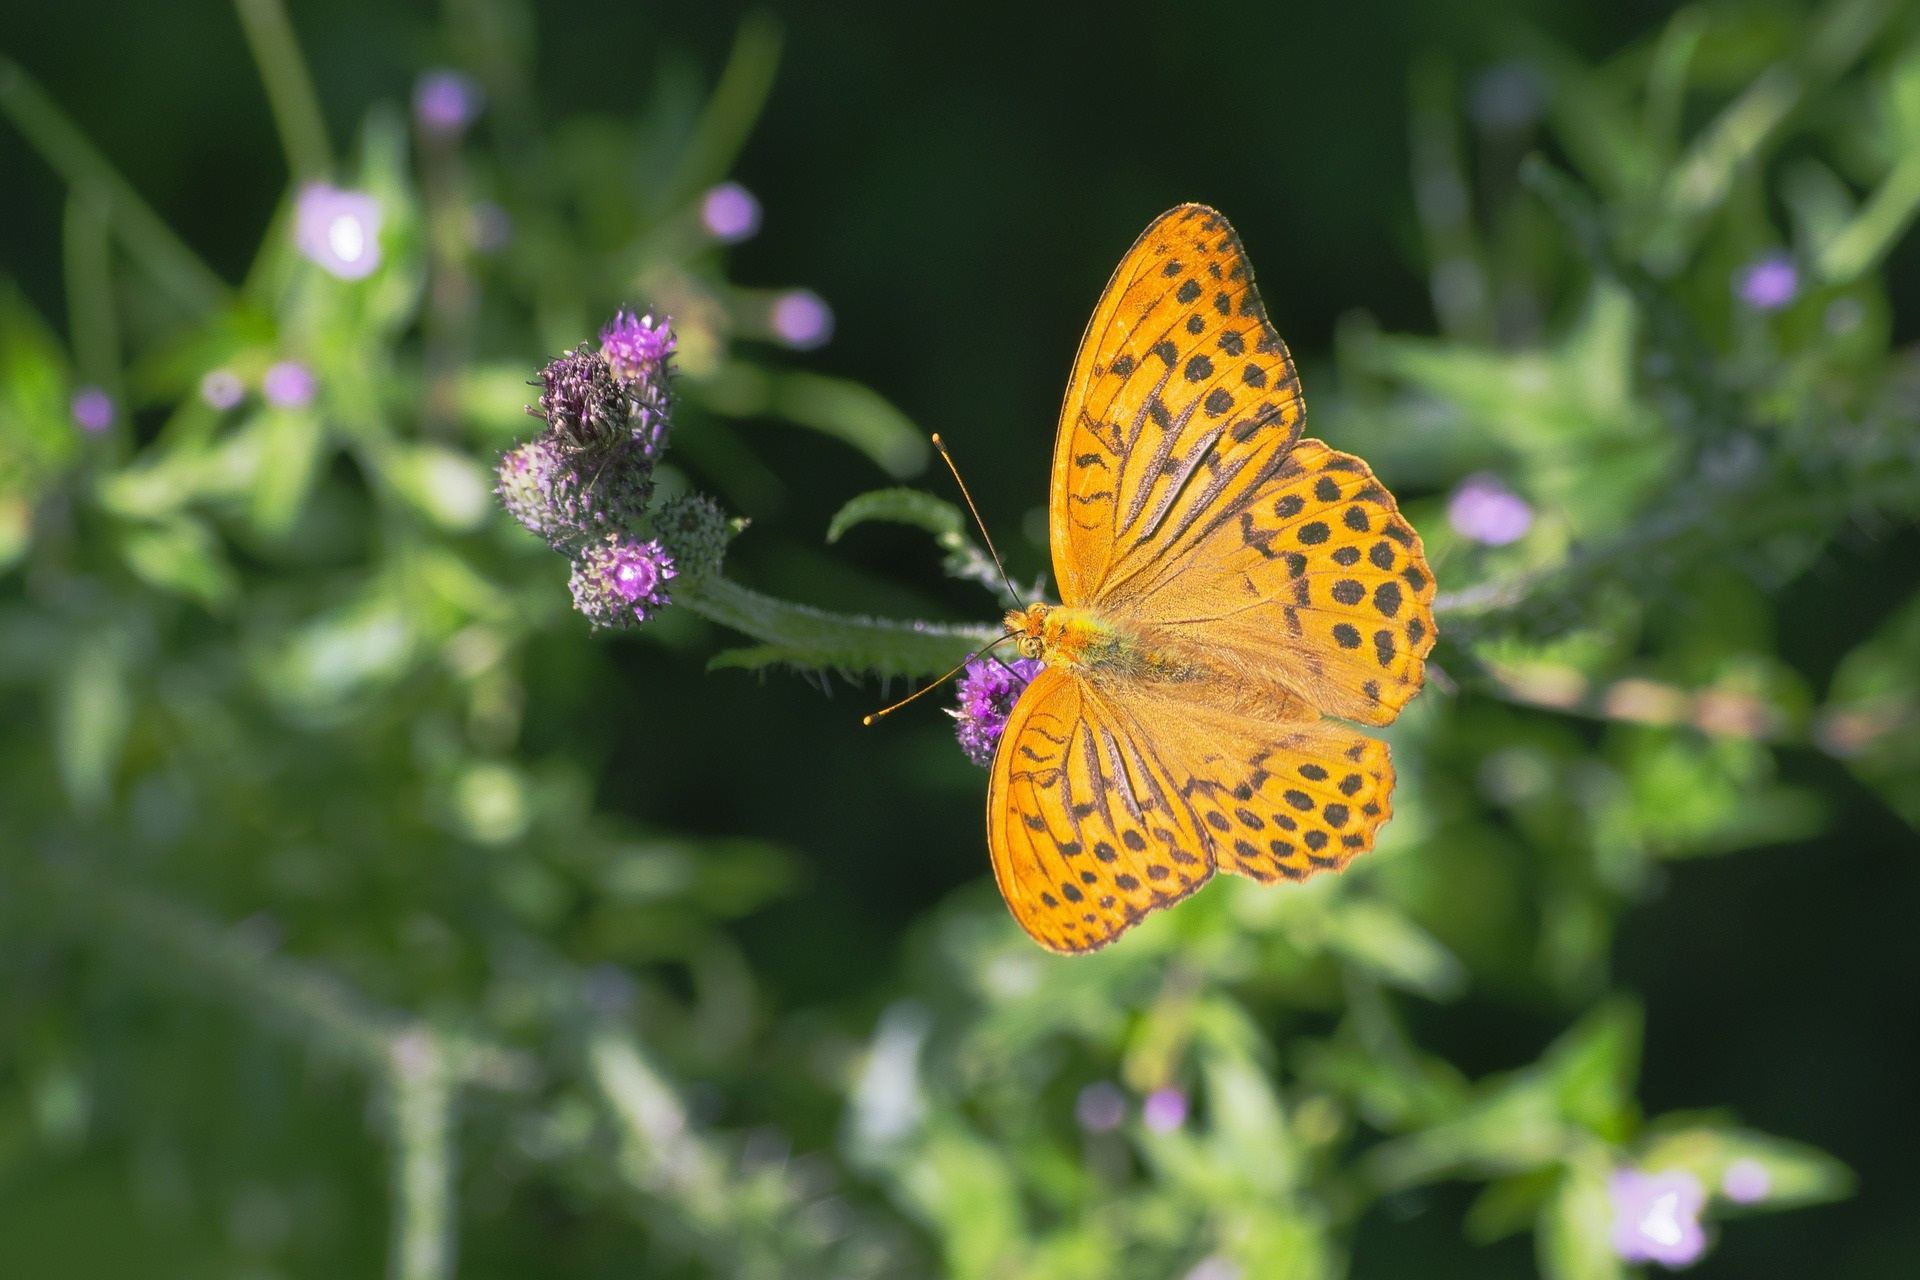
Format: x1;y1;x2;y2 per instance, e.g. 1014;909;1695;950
1051;204;1304;608
987;668;1214;953
1144;703;1397;883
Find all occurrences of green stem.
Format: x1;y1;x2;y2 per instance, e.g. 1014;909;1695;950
390;1030;457;1280
63;185;120;397
678;574;995;678
232;0;334;182
0;56;228;316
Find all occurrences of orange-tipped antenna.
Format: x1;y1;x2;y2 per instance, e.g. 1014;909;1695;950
931;433;1024;606
863;634;1013;726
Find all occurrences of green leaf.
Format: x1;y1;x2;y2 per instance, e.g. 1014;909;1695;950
772;371;929;478
385;443;494;533
53;626;133;816
1327;900;1467;1000
0;282;78;501
116;515;237;607
1545;996;1642;1142
1636;1122;1854;1210
826;487;965;544
679;575;991;679
1536;1154;1625;1280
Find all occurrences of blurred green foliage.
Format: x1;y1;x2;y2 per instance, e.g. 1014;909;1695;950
1;1;1918;1278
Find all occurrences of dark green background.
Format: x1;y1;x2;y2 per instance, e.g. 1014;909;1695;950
3;1;1916;1274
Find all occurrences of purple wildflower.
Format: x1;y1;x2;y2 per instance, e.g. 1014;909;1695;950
569;535;676;629
263;362;317;409
1735;252;1798;312
199;369;245;410
413;69;483;139
70;387;114;434
1447;472;1532;545
701;182;762;243
1076;1082;1127;1133
599;309;676;382
951;656;1042;766
1609;1168;1707;1268
1721;1158;1770;1204
770;290;833;348
294;183;383;280
1142;1088;1188;1133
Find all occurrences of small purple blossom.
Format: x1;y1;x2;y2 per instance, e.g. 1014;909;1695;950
1609;1168;1707;1268
199;369;245;410
413;69;483;138
770;290;833;349
1447;472;1532;546
569;535;676;629
599;309;676;382
951;656;1042;766
70;386;114;434
1721;1158;1770;1204
1142;1088;1188;1133
701;182;762;243
1735;252;1798;312
1076;1081;1126;1133
263;362;317;409
294;183;383;280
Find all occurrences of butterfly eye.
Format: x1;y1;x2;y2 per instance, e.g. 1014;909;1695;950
1018;636;1043;660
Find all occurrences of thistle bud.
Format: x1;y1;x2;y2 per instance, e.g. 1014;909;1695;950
651;493;735;579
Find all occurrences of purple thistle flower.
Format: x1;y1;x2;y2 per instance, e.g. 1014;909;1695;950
1609;1168;1707;1268
294;183;383;280
951;656;1042;766
701;182;762;243
770;290;833;349
1735;252;1798;312
1447;472;1532;546
569;535;676;629
413;69;483;139
263;361;317;409
599;309;676;382
199;369;245;410
1142;1087;1188;1133
70;386;114;434
1076;1082;1127;1133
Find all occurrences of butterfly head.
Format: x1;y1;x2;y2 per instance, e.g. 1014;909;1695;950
1004;602;1054;661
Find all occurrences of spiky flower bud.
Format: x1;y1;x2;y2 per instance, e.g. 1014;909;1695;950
534;348;629;454
497;439;561;541
569;534;676;629
544;438;657;550
651;493;735;579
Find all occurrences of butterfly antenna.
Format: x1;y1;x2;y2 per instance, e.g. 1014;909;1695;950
931;433;1025;607
863;634;1013;726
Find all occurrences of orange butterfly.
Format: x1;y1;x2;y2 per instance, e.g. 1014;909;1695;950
988;204;1437;953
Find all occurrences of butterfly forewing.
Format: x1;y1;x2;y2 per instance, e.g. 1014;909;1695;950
1121;439;1438;725
1051;204;1304;607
